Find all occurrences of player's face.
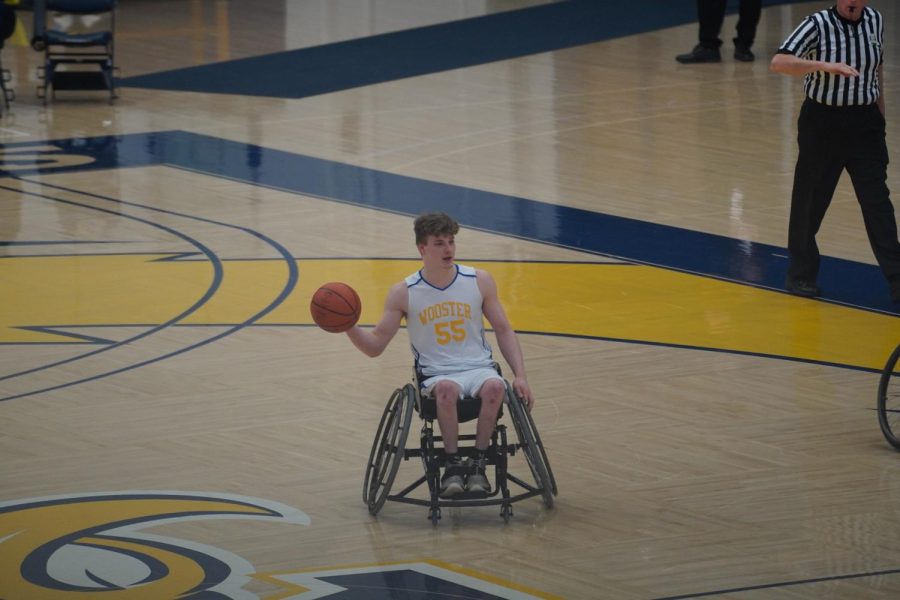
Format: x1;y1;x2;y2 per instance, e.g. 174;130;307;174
418;234;456;270
836;0;866;20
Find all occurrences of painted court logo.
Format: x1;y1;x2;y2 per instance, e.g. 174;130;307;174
0;491;553;599
0;144;97;173
0;491;311;599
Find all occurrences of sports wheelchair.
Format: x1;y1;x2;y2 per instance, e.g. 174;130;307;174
363;366;557;524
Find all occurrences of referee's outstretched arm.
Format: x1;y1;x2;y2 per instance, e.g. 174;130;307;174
770;52;860;79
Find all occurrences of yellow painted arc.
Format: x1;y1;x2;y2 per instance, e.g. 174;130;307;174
2;255;897;370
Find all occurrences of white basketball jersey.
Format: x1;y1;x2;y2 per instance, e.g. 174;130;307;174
405;264;493;376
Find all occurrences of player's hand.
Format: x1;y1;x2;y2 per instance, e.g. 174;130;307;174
829;62;859;78
513;376;535;411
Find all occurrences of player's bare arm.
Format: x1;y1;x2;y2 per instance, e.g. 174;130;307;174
346;281;407;357
770;53;860;78
477;269;535;410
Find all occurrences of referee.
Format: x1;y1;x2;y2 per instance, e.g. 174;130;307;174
771;0;900;302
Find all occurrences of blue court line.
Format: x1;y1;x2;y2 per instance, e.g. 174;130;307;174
1;131;895;314
0;240;131;246
118;0;807;99
12;326;115;345
521;330;882;374
0;250;191;260
0;180;225;384
652;567;900;599
0;176;298;402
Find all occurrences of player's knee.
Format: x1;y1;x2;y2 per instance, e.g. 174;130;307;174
480;379;504;405
433;380;459;406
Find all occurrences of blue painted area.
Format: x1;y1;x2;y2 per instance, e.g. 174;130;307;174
316;570;507;599
118;0;807;99
1;130;895;315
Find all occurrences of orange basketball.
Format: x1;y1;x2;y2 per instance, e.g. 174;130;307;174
310;282;361;333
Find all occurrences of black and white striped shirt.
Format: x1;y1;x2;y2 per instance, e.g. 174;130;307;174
777;6;883;107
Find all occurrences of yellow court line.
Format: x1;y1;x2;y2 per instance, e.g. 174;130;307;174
2;256;897;370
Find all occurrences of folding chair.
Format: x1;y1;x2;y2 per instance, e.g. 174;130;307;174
33;0;117;103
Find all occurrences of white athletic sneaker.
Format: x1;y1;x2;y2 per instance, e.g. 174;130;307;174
440;456;466;498
440;471;465;497
466;457;490;494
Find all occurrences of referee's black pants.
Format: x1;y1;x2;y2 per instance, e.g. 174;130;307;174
788;98;900;288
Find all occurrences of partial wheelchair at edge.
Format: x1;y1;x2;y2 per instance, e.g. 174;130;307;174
363;364;557;525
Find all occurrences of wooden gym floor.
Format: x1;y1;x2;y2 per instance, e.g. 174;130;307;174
2;1;900;598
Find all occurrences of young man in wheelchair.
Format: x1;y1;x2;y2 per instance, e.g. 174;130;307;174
346;212;535;497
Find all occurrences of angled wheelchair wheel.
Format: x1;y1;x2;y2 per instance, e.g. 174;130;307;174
363;384;415;515
506;386;555;508
878;343;900;450
520;396;558;497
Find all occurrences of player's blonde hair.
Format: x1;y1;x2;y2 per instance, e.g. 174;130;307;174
414;212;459;245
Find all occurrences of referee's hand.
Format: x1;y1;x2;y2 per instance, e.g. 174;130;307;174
829;62;860;78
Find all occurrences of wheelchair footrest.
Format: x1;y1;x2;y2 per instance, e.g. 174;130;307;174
443;490;490;501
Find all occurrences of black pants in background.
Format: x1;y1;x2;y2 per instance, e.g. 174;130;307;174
788;98;900;286
697;0;761;49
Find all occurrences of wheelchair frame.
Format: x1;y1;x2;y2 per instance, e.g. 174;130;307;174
363;372;557;525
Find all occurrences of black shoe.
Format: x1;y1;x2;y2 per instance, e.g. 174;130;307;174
786;277;821;298
733;40;755;62
676;44;721;64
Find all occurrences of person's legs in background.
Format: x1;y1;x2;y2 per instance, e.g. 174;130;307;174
733;0;762;61
676;0;726;64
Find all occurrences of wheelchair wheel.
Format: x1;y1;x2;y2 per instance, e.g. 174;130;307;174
363;384;415;515
506;386;555;508
878;343;900;450
520;396;558;497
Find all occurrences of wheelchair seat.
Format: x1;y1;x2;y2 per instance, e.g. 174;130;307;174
413;362;505;422
416;393;482;422
415;389;502;427
363;364;557;525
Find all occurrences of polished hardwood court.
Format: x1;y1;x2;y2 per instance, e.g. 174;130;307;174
2;2;900;599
